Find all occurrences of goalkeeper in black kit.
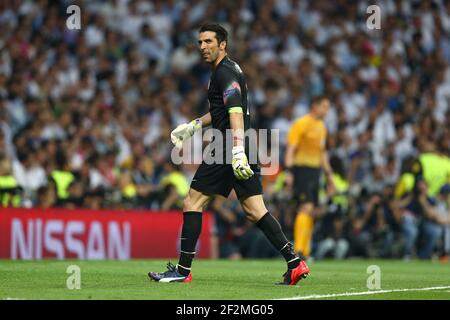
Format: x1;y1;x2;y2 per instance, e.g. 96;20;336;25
148;23;309;285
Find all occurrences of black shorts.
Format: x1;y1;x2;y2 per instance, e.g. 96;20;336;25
191;162;263;199
293;166;321;206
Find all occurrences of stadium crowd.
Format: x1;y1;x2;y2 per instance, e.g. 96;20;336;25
0;0;449;260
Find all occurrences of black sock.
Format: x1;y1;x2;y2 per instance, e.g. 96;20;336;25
256;212;300;269
177;211;202;276
280;242;301;269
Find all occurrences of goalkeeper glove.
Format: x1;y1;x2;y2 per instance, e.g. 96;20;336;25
170;119;202;148
232;146;254;180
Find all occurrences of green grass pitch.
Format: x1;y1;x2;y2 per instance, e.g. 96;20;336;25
1;259;449;300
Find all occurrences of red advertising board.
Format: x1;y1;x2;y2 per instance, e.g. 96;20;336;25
0;208;213;260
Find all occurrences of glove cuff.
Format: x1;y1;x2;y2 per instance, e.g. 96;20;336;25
232;145;245;156
189;119;202;133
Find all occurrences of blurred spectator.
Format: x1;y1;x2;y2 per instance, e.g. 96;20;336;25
119;169;138;208
132;157;159;208
50;145;75;200
0;154;21;207
436;184;450;260
399;176;449;260
159;162;189;210
348;185;401;258
210;195;244;260
36;180;57;209
12;151;47;194
313;156;350;260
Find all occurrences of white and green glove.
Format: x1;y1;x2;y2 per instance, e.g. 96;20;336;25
170;119;202;148
232;146;254;180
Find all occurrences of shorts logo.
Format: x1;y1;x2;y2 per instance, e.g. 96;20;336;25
223;81;241;103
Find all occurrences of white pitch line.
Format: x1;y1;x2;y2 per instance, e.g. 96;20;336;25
278;286;450;300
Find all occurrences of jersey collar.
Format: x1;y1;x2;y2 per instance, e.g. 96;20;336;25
213;55;228;69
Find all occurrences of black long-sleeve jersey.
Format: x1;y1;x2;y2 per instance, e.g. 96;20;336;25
207;56;250;132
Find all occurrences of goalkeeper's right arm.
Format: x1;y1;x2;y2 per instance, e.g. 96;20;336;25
198;112;212;127
170;113;211;148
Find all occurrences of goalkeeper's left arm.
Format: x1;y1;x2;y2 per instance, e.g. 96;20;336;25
229;107;253;180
